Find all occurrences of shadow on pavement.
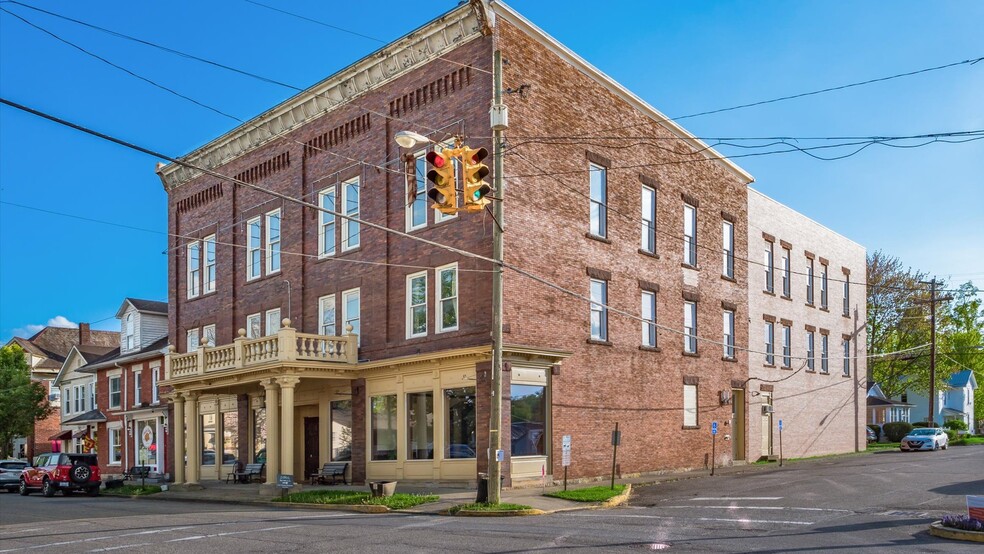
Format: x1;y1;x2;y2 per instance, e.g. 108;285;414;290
929;478;984;496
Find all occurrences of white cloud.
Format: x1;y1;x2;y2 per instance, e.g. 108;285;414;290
11;315;78;338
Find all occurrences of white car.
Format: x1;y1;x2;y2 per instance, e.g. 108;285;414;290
899;428;949;452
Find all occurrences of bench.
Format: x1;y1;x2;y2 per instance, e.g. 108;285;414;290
229;462;265;484
123;466;151;480
309;461;349;485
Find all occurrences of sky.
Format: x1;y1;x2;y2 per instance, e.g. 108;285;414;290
1;0;982;342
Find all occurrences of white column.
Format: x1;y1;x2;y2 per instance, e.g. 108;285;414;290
172;393;186;484
185;392;200;485
278;376;300;478
262;379;280;478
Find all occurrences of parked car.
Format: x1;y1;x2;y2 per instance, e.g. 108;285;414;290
900;427;949;452
19;453;101;497
866;427;877;443
0;459;29;492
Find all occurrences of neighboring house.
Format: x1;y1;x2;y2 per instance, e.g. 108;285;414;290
906;370;978;433
52;343;118;453
866;381;912;427
747;189;867;460
4;324;118;459
75;299;170;479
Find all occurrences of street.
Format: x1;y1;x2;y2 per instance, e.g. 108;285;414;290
1;446;981;553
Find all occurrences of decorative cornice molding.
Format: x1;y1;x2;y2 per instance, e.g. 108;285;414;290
157;3;483;191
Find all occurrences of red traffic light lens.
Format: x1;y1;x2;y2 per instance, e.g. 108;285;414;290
469;147;489;163
426;151;446;168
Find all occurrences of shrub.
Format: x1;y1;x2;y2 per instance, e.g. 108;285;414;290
941;514;984;532
945;429;957;441
943;420;968;431
883;421;913;442
867;424;881;439
910;421;929;428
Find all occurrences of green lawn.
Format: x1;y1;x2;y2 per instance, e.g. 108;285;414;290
102;485;162;496
951;436;984;446
545;484;626;502
867;442;901;450
273;490;438;510
448;502;533;514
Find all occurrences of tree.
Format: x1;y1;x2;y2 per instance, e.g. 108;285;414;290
0;345;53;459
938;282;984;429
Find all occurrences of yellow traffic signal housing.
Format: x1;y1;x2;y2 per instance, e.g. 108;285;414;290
426;150;457;214
461;146;491;212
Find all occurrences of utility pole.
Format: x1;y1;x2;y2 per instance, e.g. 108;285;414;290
918;278;952;427
488;49;505;505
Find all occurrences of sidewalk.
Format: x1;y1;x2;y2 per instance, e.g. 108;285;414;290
141;460;789;514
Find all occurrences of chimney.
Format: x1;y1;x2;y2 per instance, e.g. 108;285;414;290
79;323;91;345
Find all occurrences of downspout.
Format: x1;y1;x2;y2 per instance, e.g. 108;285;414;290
116;363;129;470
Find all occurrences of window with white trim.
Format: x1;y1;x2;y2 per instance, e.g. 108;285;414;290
765;322;775;365
265;209;281;274
641;291;657;348
341;177;360;251
781;247;791;298
202;324;216;348
683;204;697;266
318;186;336;257
806;331;816;371
124;313;135;350
722;221;734;278
684;301;697;353
75;385;82;412
820;263;829;309
407;271;428;338
133;372;142;406
247;217;261;280
641;185;656;253
764;243;774;293
723;310;735;359
407;152;427;231
187;328;200;352
109;376;121;410
246;313;261;339
342;288;361;345
319;294;336;335
843;276;850;316
89;382;95;410
589;279;608;341
204;234;216;293
187;241;201;298
436;263;459;333
151;365;160;404
781;324;791;368
589;163;607;238
843;339;851;376
63;387;70;414
265;309;281;336
683;383;698;427
806;258;815;305
109;426;122;464
821;334;829;373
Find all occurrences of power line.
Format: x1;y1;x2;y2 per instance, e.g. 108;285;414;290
4;96;924;361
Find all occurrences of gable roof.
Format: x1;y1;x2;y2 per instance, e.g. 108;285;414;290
54;344;118;386
115;298;168;318
7;326;120;371
77;336;169;374
949;370;978;389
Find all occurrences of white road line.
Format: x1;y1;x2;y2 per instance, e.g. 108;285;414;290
661;505;851;513
166;525;299;542
88;543;152;552
577;513;814;526
0;527;195;553
0;529;44;536
277;513;370;520
688;497;783;501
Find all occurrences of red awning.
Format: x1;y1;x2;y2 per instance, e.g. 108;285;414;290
72;430;88;439
48;430;72;441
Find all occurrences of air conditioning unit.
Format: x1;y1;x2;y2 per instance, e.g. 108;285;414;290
762;405;775;415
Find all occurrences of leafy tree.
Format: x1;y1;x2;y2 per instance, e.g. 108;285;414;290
0;345;53;458
938;282;984;429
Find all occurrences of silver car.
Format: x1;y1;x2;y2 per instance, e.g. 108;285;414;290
900;428;949;451
0;459;29;492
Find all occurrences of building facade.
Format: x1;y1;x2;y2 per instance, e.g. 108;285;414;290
747;188;867;459
906;370;978;432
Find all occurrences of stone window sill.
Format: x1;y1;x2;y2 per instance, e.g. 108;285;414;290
638;248;660;259
682;351;700;358
584;233;611;245
639;345;661;353
587;338;612;346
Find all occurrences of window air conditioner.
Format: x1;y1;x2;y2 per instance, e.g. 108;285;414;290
762;405;775;415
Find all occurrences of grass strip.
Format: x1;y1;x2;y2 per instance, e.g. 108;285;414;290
448;502;533;514
273;490;438;509
102;485;162;496
545;484;626;502
951;436;984;446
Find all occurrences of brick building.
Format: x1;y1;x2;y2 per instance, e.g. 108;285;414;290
158;0;766;487
746;188;867;460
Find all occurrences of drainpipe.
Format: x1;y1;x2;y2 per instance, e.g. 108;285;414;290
282;280;292;322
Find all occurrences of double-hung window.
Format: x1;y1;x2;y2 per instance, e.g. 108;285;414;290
407;153;427;231
319;294;336;335
151;365;160;404
764;243;774;293
407;272;428;338
820;263;829;309
781;247;791;298
722;221;734;278
265;209;281;274
764;322;775;365
89;382;95;409
133;372;141;406
437;263;458;333
589;164;607;238
843;276;851;316
781;325;791;368
246;313;261;339
124;313;135;350
343;288;361;345
247;217;262;280
203;324;216;348
589;279;608;341
64;388;70;414
109;426;122;464
641;291;657;348
187;241;201;298
683;301;697;353
342;178;360;251
683;384;698;427
109;376;121;410
806;258;815;305
187;328;200;352
641;185;656;253
806;331;816;370
265;309;281;336
821;334;829;373
723;310;735;359
204;235;216;293
683;204;697;266
843;338;851;376
319;187;337;257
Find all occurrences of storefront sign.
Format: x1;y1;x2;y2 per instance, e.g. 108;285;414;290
141;425;155;448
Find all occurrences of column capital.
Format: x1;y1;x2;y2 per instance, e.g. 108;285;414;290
277;375;301;389
184;391;201;401
261;378;280;391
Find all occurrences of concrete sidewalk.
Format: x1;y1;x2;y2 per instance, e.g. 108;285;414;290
139;460;790;514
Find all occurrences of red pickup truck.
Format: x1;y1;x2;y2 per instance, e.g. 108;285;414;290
19;453;101;497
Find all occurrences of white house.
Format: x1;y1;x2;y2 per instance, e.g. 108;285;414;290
906;370;978;432
866;382;912;427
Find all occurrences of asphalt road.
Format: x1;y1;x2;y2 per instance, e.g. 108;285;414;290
1;446;981;553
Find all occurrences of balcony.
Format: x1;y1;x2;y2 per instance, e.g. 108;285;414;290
164;321;358;383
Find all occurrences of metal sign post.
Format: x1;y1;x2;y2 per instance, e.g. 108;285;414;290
277;474;294;500
778;419;784;467
561;435;572;491
711;421;718;476
610;422;620;490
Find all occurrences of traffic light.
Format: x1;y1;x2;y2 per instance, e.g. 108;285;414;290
461;146;491;212
426;150;457;214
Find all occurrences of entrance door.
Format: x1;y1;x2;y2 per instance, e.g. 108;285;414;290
304;417;319;481
731;389;745;461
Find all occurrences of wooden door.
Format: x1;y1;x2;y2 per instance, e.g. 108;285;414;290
304;417;319;481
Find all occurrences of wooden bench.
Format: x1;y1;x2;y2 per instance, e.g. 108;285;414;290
309;461;349;485
123;466;151;480
230;462;265;484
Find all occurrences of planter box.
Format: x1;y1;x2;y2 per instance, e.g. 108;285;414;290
368;481;397;497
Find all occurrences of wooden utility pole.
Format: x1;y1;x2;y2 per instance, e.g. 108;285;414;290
488;49;505;505
918;278;952;427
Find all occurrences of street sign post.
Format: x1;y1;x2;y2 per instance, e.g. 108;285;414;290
610;422;620;490
562;435;572;491
778;419;784;467
711;421;717;476
277;474;294;500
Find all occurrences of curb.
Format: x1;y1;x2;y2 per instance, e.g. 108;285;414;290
449;508;545;517
274;502;390;514
928;521;984;543
601;483;632;508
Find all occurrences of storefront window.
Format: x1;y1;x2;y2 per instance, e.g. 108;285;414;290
201;413;216;465
511;384;546;456
330;400;352;461
445;387;476;459
136;420;156;469
223;412;239;464
371;395;397;461
253;408;266;463
407;392;433;460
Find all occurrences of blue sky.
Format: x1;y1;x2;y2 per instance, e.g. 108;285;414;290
1;0;982;341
